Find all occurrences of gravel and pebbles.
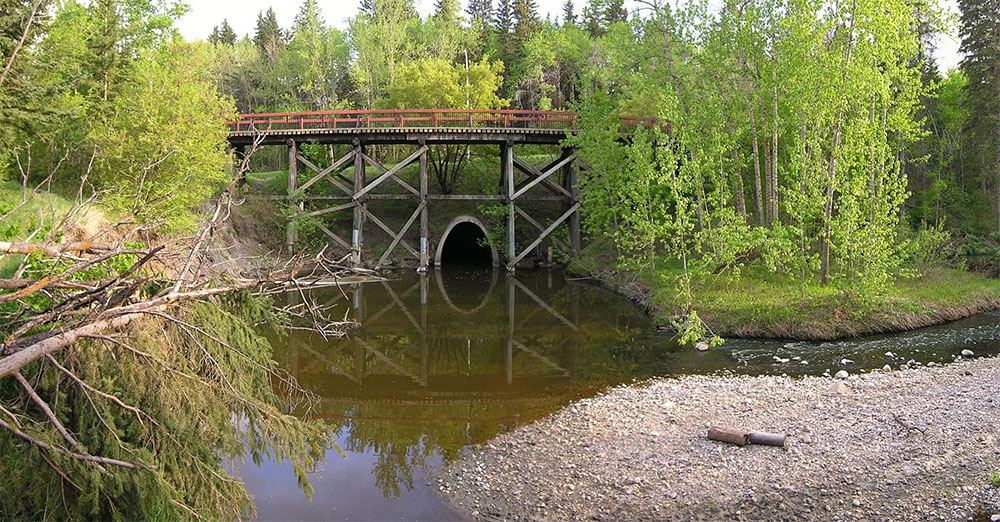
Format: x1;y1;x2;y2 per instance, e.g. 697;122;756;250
437;356;1000;521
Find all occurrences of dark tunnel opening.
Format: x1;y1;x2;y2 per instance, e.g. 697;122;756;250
440;222;494;266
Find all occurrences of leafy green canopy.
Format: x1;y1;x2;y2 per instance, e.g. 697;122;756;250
568;0;928;303
89;42;235;231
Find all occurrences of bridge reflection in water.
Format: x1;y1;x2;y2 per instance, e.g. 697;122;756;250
245;269;685;519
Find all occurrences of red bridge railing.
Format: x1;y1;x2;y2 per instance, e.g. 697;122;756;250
226;109;659;133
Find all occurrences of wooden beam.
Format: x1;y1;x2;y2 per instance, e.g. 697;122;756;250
514;205;572;253
353;144;364;266
377;203;425;266
508;203;580;267
354;146;427;199
512;153;573;199
504;143;515;270
360;152;420;196
361;207;420;259
419;143;429;270
512;153;575;200
295;149;356;195
306;201;357;218
287;140;298;249
565;148;581;254
315;222;351;250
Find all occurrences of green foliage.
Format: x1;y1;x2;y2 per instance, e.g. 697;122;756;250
0;293;330;521
89;42;236;230
990;470;1000;488
381;57;507;111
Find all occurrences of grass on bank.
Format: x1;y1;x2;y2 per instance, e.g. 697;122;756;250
0;181;107;277
581;251;1000;340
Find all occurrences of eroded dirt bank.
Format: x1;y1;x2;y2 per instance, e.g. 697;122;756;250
437;357;1000;521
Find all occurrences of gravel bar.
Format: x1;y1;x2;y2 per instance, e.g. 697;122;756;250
437;357;1000;521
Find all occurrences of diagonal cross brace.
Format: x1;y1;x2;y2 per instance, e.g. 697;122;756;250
360;153;421;196
354;146;427;199
361;207;420;259
512;153;574;199
295;149;357;196
377;202;425;267
512;153;576;200
508;203;581;269
514;206;573;253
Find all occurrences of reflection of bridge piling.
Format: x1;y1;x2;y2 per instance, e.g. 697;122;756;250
227;110;660;271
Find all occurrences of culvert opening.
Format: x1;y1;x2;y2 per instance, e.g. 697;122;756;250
439;221;494;266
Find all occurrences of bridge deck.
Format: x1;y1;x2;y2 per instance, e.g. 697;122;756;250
225;109;657;146
227;125;570;146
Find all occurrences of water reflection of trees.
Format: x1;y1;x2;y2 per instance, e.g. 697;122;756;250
269;270;680;498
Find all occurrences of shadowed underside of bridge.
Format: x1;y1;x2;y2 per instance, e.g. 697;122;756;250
227;109;656;271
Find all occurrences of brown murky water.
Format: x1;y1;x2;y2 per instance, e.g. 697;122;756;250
236;268;1000;520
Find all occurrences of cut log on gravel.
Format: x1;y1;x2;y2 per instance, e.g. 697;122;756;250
707;427;749;446
748;431;787;446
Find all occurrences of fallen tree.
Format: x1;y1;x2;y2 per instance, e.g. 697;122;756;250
0;133;367;520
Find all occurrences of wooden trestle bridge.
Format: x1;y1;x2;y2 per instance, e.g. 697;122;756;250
227;109;656;271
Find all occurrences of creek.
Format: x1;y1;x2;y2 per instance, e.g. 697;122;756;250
235;267;1000;520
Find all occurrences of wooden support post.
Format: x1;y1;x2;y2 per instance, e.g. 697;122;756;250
352;140;365;266
563;147;581;255
419;140;429;271
287;140;298;250
504;142;516;272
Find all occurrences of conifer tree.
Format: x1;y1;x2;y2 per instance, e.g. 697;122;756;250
467;0;493;31
434;0;461;24
495;0;513;35
605;0;627;24
218;19;236;44
253;7;283;60
359;0;377;17
958;0;1000;229
562;0;577;26
512;0;540;45
582;0;603;36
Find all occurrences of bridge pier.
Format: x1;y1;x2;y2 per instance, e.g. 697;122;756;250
287;139;299;250
419;139;429;271
353;141;365;266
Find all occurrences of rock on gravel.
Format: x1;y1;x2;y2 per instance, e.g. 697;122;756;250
437;357;1000;521
834;369;849;379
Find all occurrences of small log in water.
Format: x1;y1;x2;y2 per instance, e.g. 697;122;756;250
748;431;787;447
707;427;749;446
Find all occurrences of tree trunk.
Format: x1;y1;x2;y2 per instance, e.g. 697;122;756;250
771;78;779;224
748;99;765;226
731;147;747;218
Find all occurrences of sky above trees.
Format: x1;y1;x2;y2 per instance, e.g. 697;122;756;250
174;0;961;71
